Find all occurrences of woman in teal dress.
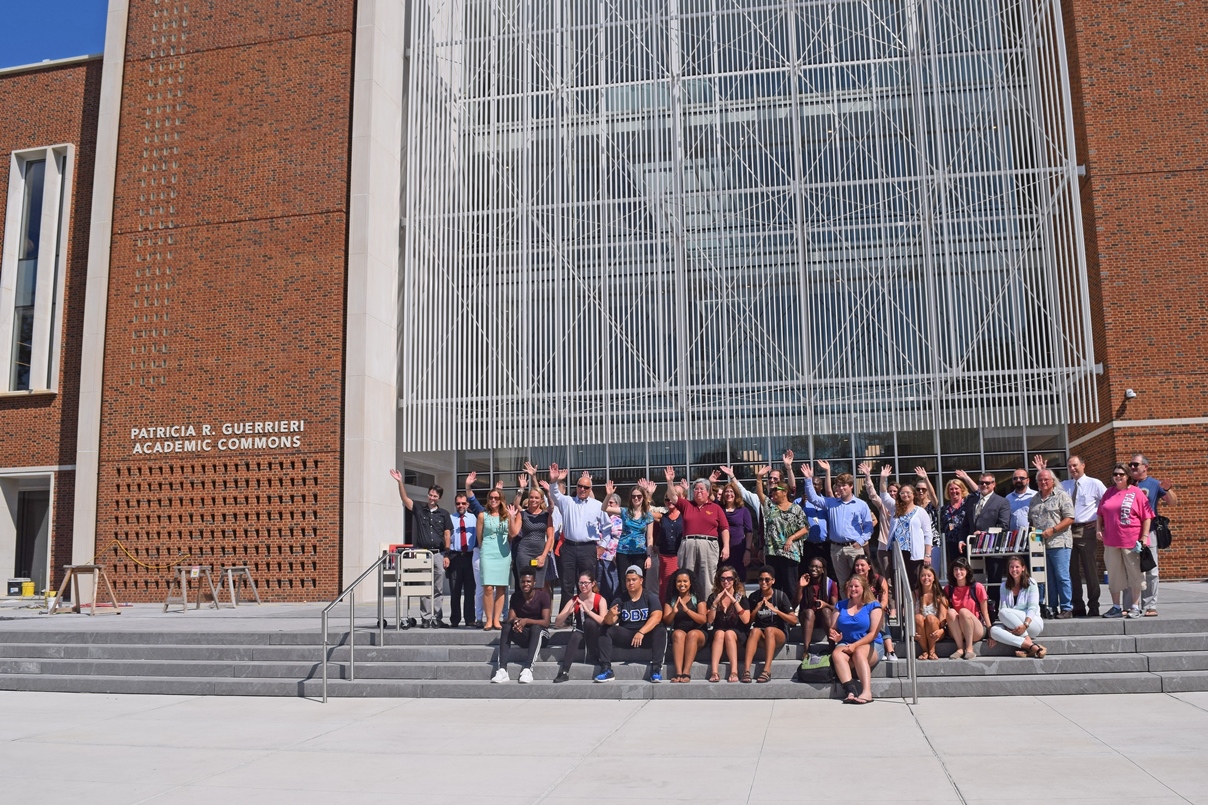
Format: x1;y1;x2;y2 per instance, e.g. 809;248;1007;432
477;489;512;631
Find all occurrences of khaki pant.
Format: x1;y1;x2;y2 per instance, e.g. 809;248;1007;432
1104;545;1143;604
831;542;867;587
678;536;719;599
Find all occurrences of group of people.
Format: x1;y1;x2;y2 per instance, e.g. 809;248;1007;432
388;449;1175;699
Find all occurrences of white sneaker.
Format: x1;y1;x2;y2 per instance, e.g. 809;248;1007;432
885;652;899;663
518;668;534;684
491;668;510;683
1127;606;1143;619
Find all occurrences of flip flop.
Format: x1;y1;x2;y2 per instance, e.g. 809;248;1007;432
852;697;872;704
708;672;720;683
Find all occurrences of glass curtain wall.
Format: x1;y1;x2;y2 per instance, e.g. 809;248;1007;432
399;0;1096;453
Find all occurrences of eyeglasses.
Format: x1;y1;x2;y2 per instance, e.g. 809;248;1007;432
577;484;592;490
630;493;644;499
720;575;735;582
758;576;774;583
488;495;502;501
1112;472;1127;477
1013;476;1028;482
978;480;995;486
1128;462;1143;468
578;580;594;587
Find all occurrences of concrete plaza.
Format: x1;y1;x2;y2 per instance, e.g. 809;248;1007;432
1;689;1206;804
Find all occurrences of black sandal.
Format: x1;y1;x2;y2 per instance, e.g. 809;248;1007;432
740;670;753;683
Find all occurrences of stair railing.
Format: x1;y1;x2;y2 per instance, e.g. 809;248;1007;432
319;551;390;703
891;541;920;704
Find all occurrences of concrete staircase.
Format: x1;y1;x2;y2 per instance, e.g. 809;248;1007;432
1;615;1206;699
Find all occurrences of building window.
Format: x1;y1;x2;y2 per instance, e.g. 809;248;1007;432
1;145;73;392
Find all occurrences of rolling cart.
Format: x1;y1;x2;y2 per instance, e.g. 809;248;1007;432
380;544;436;629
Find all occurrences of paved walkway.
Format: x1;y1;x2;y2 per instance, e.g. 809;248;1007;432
1;689;1207;804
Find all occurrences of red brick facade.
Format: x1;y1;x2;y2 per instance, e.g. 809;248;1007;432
92;0;356;601
1064;0;1208;577
0;59;100;591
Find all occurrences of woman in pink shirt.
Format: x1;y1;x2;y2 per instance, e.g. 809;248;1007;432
1097;464;1155;619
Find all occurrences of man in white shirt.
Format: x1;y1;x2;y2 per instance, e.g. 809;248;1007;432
1063;455;1107;617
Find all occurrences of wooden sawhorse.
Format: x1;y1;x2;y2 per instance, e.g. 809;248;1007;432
218;566;262;607
49;565;121;615
164;564;220;612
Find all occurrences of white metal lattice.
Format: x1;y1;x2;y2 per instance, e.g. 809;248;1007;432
398;0;1096;452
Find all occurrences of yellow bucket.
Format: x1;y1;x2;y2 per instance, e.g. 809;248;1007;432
20;581;35;597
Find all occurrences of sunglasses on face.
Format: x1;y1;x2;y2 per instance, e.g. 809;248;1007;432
577;484;592;490
978;480;994;486
721;576;735;582
1112;472;1126;477
758;576;774;583
1128;462;1143;468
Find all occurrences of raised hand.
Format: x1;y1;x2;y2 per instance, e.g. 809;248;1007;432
800;463;814;479
604;479;615;496
1032;454;1047;471
494;479;504;490
880;464;893;478
709;469;721;484
466;471;478;487
858;461;873;477
505;504;520;518
782;449;794;467
816;459;831;473
914;466;929;479
720;465;735;478
664;465;677;482
955;468;973;482
579;470;593;484
523;460;538;477
549;463;567;482
754;464;771;477
538;480;551;493
638;478;655;494
389;468;402;482
517;474;529;490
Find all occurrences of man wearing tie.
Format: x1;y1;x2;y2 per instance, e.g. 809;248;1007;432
1063;456;1107;617
447;493;479;628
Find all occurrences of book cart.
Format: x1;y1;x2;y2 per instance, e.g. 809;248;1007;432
964;528;1048;592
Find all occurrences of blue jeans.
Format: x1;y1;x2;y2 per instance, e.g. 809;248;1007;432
1045;547;1072;613
596;559;618;604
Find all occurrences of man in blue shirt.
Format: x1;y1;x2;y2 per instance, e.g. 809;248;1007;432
1127;453;1178;616
802;462;873;586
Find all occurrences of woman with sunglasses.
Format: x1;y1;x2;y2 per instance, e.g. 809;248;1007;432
553;570;608;682
740;564;798;683
1097;464;1155;619
912;467;942;566
478;486;513;630
616;480;656;579
509;479;555;591
706;564;750;682
754;464;810;600
663;569;708;682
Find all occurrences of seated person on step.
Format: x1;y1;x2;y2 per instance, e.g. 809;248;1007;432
663;569;707;682
944;556;991;659
829;574;884;704
552;570;607;683
594;565;666;683
740;564;798;683
492;567;551;684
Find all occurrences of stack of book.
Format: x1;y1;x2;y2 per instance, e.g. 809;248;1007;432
970;528;1037;555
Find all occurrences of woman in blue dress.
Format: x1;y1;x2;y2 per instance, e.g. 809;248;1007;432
477;488;512;631
829;574;884;704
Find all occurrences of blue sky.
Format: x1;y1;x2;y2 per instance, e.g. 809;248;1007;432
0;0;108;70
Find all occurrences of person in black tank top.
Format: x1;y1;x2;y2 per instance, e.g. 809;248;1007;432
706;563;750;683
662;569;707;682
740;564;798;683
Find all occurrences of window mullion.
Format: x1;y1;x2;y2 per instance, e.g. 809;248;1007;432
29;150;64;391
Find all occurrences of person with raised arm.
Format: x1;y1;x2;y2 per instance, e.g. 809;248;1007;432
718;466;754;582
665;466;730;601
858;461;893;581
754;463;810;600
706;564;750;682
547;463;609;608
464;471;506;626
796;462;832;578
615;479;655;579
389;468;452;628
663;569;708;682
652;479;685;602
801;461;874;587
476;483;512;630
509;478;555;595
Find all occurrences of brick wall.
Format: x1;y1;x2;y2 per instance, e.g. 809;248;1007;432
0;59;102;589
92;0;357;601
1065;0;1208;579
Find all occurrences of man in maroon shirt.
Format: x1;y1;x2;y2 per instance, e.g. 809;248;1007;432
664;467;731;599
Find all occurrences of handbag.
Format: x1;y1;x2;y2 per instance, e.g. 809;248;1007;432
1139;545;1157;573
796;653;833;683
1153;515;1172;550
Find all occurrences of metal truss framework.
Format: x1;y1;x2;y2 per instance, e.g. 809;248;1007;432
398;0;1097;452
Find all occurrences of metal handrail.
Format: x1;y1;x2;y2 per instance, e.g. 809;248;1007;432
890;542;920;704
320;552;390;703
